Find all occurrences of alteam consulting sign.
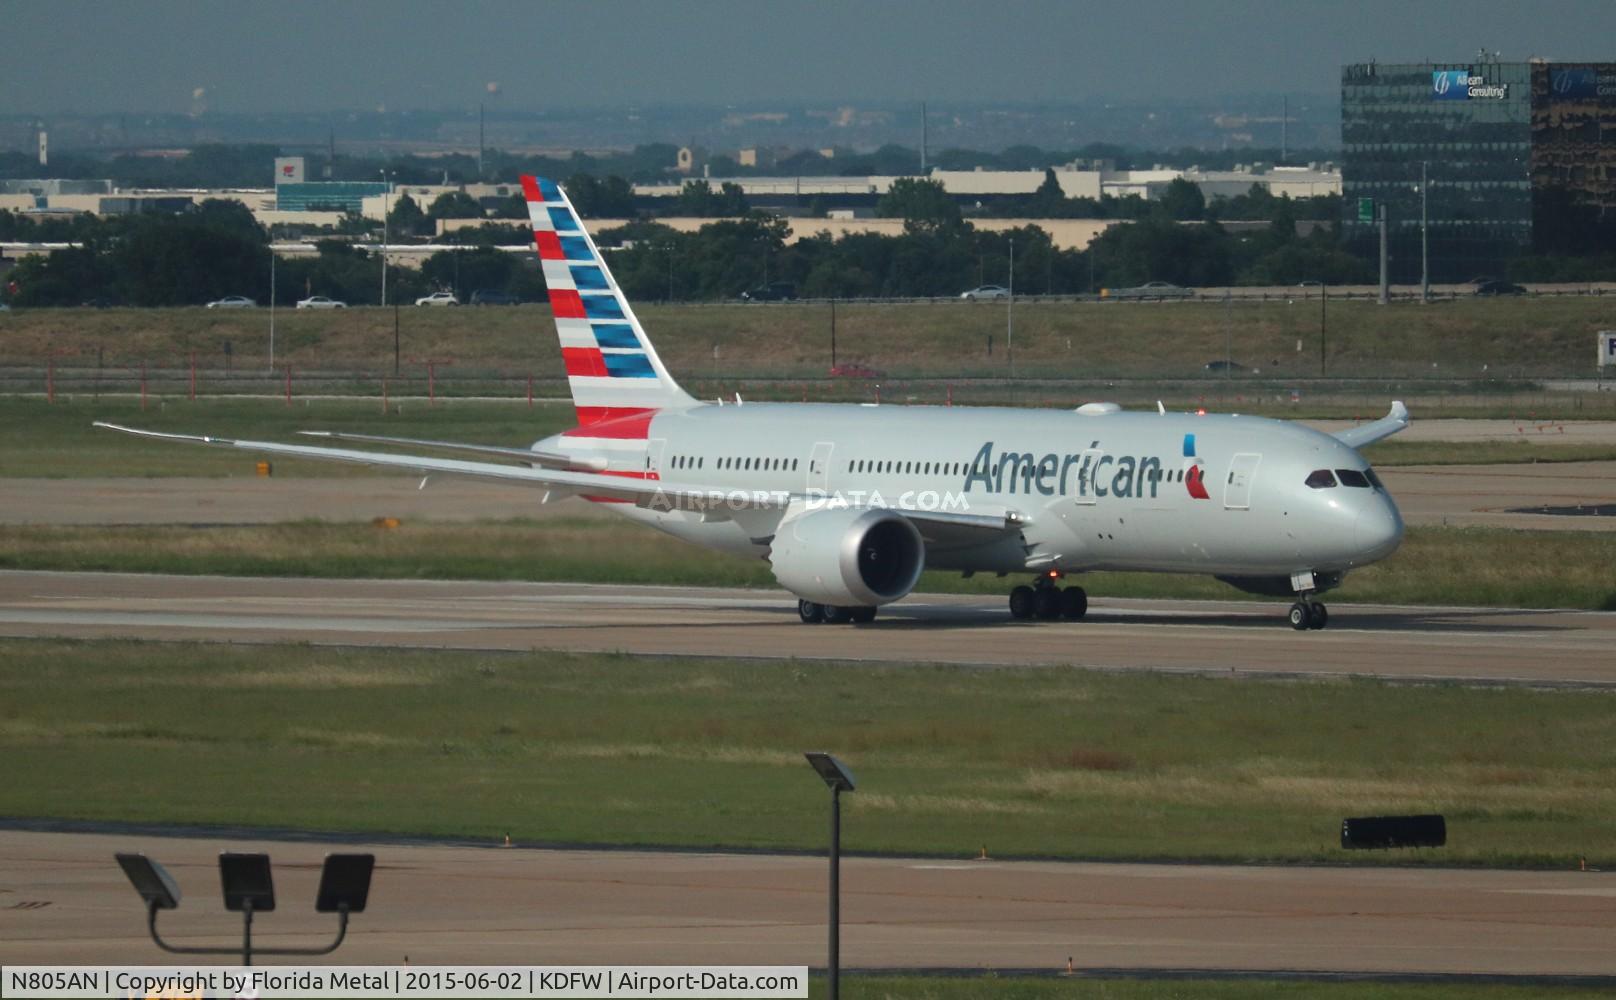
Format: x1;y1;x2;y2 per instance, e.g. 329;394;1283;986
1432;69;1509;100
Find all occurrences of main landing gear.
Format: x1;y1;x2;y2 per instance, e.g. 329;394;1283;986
1288;599;1328;631
1008;575;1087;621
798;600;877;625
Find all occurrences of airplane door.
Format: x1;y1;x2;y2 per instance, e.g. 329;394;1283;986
1224;453;1261;510
645;438;667;478
1072;446;1103;505
808;441;834;492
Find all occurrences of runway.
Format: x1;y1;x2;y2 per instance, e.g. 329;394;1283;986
2;571;1612;685
3;828;1614;976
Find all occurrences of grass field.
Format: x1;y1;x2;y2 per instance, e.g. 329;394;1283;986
2;519;1611;610
5;395;1616;479
5;296;1616;384
8;639;1616;867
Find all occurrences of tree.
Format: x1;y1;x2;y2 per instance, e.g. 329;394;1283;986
564;174;638;218
1159;178;1205;221
877;177;962;233
427;191;484;220
675;180;748;217
386;193;432;237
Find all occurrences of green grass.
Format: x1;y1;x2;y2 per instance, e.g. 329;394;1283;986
827;979;1610;999
6;395;1616;479
1362;439;1616;466
4;296;1615;380
2;520;1612;610
8;639;1616;867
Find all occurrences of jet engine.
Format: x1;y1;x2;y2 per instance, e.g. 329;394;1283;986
769;507;925;607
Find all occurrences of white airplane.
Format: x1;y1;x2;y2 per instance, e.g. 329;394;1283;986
99;175;1409;630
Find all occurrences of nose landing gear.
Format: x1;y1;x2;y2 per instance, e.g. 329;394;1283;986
1009;575;1087;621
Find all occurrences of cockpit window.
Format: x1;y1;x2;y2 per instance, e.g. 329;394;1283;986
1336;469;1371;488
1365;468;1385;490
1305;469;1338;489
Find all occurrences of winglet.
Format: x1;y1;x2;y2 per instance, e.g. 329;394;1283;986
1331;401;1410;450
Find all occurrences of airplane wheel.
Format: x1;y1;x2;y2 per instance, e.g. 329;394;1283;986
1034;587;1063;620
823;605;852;624
851;606;877;624
798;600;825;624
1062;585;1088;620
1288;602;1313;631
1009;585;1036;620
1309;602;1328;630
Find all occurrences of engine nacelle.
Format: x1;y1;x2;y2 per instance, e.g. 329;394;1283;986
769;507;925;607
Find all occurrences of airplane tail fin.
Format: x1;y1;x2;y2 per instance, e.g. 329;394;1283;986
521;175;697;427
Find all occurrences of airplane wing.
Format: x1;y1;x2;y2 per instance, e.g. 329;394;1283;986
94;422;783;512
1331;401;1410;450
296;431;606;471
94;423;1031;539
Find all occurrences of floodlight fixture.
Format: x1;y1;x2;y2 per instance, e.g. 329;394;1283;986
316;853;375;913
115;850;374;966
219;852;276;913
116;853;181;911
804;751;856;793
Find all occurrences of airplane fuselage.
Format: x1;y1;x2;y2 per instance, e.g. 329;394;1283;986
539;401;1404;586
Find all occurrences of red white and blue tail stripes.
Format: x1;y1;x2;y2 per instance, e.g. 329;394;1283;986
522;175;695;431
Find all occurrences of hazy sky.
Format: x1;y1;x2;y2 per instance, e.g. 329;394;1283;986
7;0;1616;114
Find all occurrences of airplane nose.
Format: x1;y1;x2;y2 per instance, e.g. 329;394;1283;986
1354;497;1404;561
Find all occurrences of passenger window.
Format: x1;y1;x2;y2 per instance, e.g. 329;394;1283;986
1305;469;1338;489
1336;469;1371;488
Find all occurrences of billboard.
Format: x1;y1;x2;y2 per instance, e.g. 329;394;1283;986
1432;69;1508;100
274;157;305;185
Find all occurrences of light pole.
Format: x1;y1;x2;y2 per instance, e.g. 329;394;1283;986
268;236;276;371
1007;236;1015;378
117;852;373;966
804;752;856;1000
1419;161;1429;303
380;170;391;307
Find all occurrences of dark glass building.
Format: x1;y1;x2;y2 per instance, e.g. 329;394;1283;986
1341;60;1616;282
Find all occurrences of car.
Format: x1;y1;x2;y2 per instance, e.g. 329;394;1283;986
1105;281;1195;301
295;296;346;309
206;295;256;309
1204;360;1247;373
415;291;460;307
470;289;520;306
960;284;1009;301
0;303;10;312
739;282;797;302
1297;280;1323;288
1473;280;1526;297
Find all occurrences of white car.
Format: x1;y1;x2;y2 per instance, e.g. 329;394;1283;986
296;296;346;309
415;291;460;307
960;285;1009;301
206;296;256;309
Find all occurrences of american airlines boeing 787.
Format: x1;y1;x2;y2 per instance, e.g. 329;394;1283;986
100;175;1409;630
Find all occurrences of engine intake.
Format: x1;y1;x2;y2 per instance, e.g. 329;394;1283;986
770;507;925;607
